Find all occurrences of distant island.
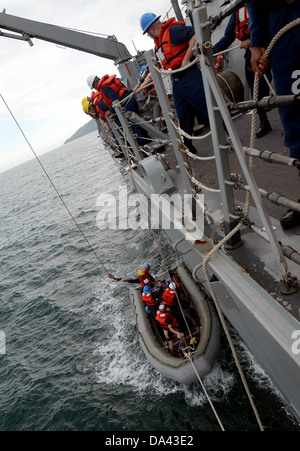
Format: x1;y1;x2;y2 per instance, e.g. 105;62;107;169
64;119;97;144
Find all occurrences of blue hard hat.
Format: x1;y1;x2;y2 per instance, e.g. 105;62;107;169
140;13;161;35
143;263;151;269
140;66;147;74
143;285;152;293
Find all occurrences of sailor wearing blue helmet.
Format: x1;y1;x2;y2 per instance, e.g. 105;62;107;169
140;12;209;155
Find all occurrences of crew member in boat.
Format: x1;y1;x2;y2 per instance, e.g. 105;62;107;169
161;281;177;309
123;269;155;289
140;12;209;155
247;0;300;229
142;283;163;315
86;74;146;146
155;304;188;355
213;5;273;138
142;263;155;281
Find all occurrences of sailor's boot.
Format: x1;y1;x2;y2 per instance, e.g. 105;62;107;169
280;199;300;229
256;111;272;139
183;137;197;155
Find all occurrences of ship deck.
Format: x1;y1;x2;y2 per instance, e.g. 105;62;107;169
138;107;300;322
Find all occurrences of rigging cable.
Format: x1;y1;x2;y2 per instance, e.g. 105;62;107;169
0;94;117;280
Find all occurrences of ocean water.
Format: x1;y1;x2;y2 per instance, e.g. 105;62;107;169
0;131;299;432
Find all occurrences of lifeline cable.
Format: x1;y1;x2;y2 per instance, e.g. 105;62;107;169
1;93;114;279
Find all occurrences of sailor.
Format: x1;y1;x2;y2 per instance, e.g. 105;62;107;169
161;281;177;308
123;269;155;289
213;5;272;138
135;66;155;97
86;74;146;146
82;96;106;121
140;12;209;155
82;96;122;155
246;0;300;228
142;263;155;281
90;90;111;121
142;284;163;315
155;304;187;355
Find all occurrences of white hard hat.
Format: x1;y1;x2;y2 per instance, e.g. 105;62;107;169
169;282;176;290
87;74;97;89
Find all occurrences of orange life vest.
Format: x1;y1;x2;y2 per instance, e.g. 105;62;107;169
154;18;189;70
137;273;152;287
97;75;128;108
155;310;177;329
162;288;176;306
235;7;250;41
142;292;157;306
90;91;106;119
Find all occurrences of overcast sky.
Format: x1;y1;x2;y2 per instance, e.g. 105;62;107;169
0;0;174;173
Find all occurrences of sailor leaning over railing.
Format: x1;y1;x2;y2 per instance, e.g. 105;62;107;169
140;12;210;155
86;74;147;147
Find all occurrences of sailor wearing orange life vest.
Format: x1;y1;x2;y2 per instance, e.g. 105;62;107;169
82;96;108;125
140;13;209;155
213;6;272;139
90;91;110;121
82;94;122;153
155;304;187;354
142;284;163;315
161;282;177;307
123;269;155;289
86;74;146;146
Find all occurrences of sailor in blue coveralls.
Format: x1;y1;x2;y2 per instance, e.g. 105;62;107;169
247;0;300;228
140;13;209;154
247;0;300;159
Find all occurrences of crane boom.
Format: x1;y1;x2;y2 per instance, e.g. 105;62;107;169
0;11;132;63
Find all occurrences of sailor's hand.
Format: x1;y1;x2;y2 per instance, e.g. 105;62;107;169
251;47;268;78
177;333;183;339
240;39;251;50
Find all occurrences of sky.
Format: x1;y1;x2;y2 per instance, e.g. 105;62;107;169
0;0;174;173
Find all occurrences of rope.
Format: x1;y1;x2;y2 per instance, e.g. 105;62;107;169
183;351;225;431
188;16;300;432
0;93;118;280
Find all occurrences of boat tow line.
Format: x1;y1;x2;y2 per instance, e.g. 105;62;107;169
0;93;120;282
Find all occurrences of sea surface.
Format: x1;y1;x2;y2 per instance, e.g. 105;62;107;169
0;131;299;432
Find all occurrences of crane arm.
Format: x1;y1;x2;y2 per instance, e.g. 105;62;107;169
0;11;132;63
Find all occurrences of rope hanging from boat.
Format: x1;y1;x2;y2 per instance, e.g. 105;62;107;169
0;94;120;281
